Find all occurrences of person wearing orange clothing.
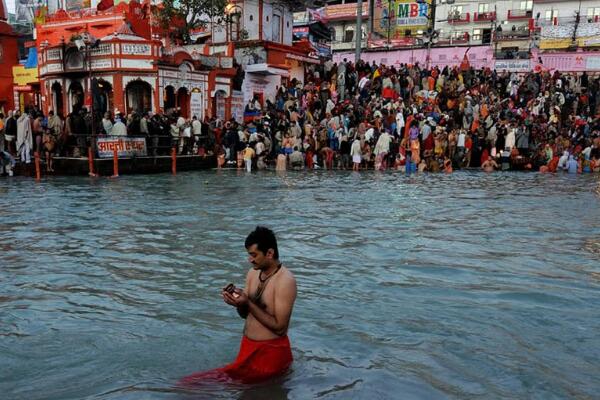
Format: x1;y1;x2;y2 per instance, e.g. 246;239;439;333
180;227;297;385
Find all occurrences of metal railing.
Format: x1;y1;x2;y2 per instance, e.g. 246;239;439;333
474;11;496;22
447;12;471;24
54;134;213;158
508;9;533;19
495;30;532;40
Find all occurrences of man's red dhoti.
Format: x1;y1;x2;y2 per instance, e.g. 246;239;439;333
180;335;293;385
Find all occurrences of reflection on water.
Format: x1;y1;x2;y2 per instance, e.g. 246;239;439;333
1;171;600;399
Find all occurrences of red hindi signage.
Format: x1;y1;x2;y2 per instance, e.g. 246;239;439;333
97;137;147;158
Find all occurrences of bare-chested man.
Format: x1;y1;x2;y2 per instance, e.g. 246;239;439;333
481;157;499;172
180;226;297;385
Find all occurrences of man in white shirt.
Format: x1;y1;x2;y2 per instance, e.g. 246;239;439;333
359;76;369;91
395;110;405;138
112;113;127;136
457;130;466;148
192;116;202;137
422;118;433;142
102;112;113;135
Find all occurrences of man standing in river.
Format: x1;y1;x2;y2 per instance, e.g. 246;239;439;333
180;226;297;384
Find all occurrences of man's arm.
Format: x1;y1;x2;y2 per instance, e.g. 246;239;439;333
247;275;297;336
237;270;251;319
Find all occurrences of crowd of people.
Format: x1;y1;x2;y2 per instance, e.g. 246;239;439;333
0;106;212;176
2;58;600;176
215;60;600;175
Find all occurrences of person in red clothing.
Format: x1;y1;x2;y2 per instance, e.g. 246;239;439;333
464;133;473;167
180;227;297;385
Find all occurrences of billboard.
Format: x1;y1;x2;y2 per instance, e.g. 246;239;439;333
372;0;431;40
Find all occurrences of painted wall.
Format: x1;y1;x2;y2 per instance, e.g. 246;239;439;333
262;1;273;42
283;8;293;45
0;33;19;112
334;45;494;68
244;0;260;41
241;72;280;104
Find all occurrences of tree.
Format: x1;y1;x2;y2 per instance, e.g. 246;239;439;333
154;0;229;44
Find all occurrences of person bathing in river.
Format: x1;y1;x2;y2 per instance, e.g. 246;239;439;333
180;226;297;384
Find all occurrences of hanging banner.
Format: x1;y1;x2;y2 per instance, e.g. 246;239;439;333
372;0;431;40
190;90;203;121
215;91;226;121
230;90;245;124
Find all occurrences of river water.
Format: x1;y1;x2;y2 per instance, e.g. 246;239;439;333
1;171;600;400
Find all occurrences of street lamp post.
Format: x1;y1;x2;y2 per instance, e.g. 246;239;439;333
355;0;363;62
387;0;392;48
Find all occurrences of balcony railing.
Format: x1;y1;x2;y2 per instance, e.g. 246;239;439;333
447;12;471;24
495;30;531;41
437;32;470;45
536;16;600;26
474;11;496;22
508;9;533;20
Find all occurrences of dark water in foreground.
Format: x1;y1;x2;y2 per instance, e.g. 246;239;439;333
1;171;600;399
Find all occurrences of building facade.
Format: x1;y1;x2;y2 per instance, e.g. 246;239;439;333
35;0;311;121
0;0;20;113
434;0;534;58
322;0;600;73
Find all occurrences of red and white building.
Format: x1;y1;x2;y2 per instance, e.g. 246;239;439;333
0;0;20;113
36;0;312;121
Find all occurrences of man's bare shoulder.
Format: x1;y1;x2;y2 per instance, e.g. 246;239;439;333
278;267;297;290
274;265;293;278
246;268;258;281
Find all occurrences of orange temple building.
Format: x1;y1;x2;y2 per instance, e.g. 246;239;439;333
35;0;316;122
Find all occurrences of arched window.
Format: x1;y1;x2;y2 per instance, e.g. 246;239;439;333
126;80;152;114
228;6;242;41
68;81;84;112
164;85;176;111
51;82;64;117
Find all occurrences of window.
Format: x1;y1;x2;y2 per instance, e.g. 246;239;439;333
545;10;558;20
450;5;463;14
344;27;354;43
473;29;482;40
451;31;465;39
478;3;489;13
228;7;242;41
519;1;532;11
272;14;281;42
449;5;463;20
587;7;600;17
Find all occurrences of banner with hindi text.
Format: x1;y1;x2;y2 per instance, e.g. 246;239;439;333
97;137;147;158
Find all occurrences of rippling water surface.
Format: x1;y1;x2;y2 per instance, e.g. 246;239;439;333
1;171;600;399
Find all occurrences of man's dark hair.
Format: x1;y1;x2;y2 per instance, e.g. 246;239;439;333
245;226;279;259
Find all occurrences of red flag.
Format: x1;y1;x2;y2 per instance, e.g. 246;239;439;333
97;0;114;11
